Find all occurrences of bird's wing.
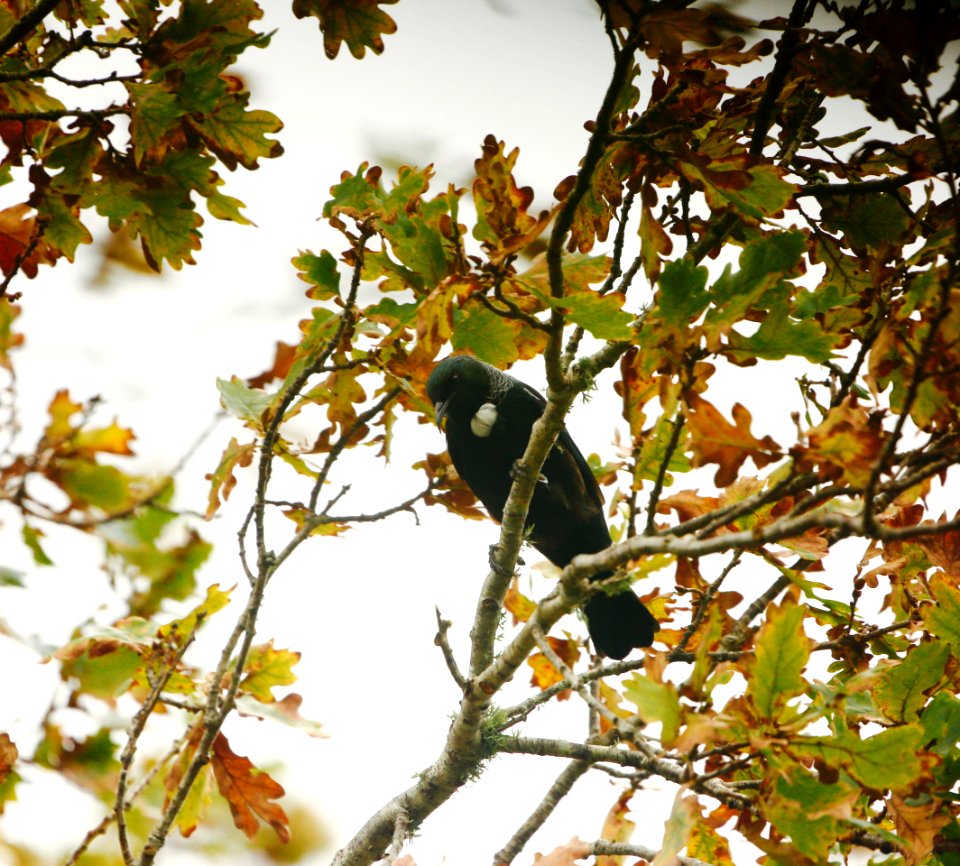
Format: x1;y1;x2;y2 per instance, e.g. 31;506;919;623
546;424;605;514
510;381;605;516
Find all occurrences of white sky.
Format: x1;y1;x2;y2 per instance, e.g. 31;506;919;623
0;2;944;865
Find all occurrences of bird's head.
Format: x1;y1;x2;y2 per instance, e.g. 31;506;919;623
426;355;493;429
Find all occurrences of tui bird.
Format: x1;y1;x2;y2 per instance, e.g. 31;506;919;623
426;354;657;659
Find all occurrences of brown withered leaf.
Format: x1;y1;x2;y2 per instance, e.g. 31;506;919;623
292;0;398;60
597;790;635;866
473;135;550;262
211;733;290;843
913;513;960;578
638;6;753;61
686;396;781;488
417;451;486;521
0;734;17;784
0;203;58;277
890;792;952;866
247;341;296;389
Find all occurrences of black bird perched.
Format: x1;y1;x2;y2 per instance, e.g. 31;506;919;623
426;354;657;659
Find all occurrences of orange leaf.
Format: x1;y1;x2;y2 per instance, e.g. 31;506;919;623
533;837;591;865
792;397;885;487
0;203;57;277
505;577;536;624
247;341;296;389
211;733;289;843
686;396;781;487
527;636;581;698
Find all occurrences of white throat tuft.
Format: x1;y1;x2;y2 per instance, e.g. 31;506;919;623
470;402;498;437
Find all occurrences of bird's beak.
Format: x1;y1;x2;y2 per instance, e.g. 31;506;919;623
434;399;450;430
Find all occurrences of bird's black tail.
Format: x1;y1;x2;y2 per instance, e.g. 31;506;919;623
583;580;658;660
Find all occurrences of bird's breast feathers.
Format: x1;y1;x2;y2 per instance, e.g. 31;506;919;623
470;402;498;437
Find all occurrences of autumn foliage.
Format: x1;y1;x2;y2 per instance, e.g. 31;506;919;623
2;2;960;866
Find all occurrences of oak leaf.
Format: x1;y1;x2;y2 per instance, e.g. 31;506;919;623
746;601;811;723
505;577;536;624
236;692;327;738
292;0;398;59
239;641;300;703
596;790;635;866
205;437;256;519
527;636;580;698
0;734;17;785
472;135;550;262
792;398;885;487
0;204;57;277
211;733;290;843
685;397;781;487
889;793;952;866
533;837;591;865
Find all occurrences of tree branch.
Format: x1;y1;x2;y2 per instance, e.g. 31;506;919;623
0;0;61;56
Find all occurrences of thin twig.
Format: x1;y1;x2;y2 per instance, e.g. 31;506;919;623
434;608;466;691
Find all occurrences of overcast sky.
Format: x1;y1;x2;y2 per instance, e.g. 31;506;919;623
0;2;918;864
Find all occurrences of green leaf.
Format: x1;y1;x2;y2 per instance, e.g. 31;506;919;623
622;674;681;746
451;303;524;368
725;287;839;363
763;764;856;861
130;186;203;271
522;270;634;340
53;636;144;700
206;185;252;225
217;377;274;429
58;460;138;512
747;601;810;722
796;725;925;791
874;641;949;722
634;411;690;483
921;693;960;758
924;578;960;651
187;93;284;171
127;82;185;166
364;296;418;328
655;257;710;327
558;292;634;340
34;192;93;261
293;250;341;300
239;641;300;703
705;231;806;334
821;193;909;254
102;523;213;618
682;159;794;221
22;524;53;566
0;567;24;587
158;584;232;646
324;165;457;290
